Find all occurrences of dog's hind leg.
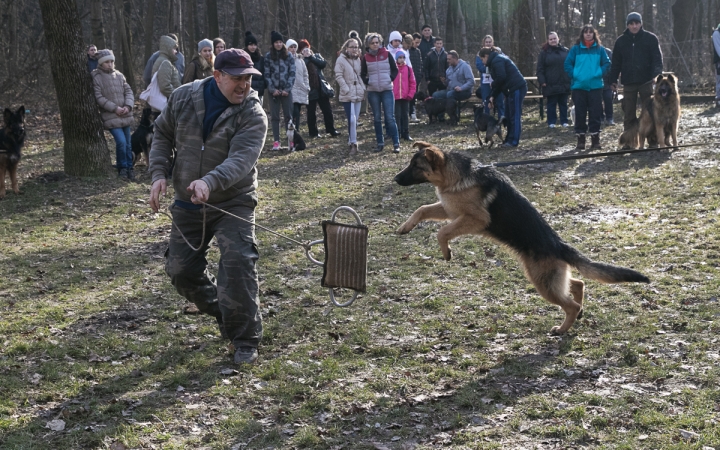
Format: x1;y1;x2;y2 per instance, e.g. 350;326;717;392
476;129;484;148
0;162;6;199
570;278;585;319
397;202;448;235
525;259;582;334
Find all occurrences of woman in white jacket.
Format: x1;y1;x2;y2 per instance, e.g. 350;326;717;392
334;38;366;155
287;39;310;133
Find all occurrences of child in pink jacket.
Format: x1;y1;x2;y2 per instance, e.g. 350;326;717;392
393;51;416;141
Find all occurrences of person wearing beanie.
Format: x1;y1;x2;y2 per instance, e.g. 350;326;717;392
419;24;436;65
243;31;266;104
609;11;663;134
264;31;296;150
91;49;135;180
392;50;416;141
361;32;400;153
148;47;268;365
143;34;184;86
286;39;310;134
335;38;366;154
213;37;226;56
712;24;720;107
183;39;215;84
148;35;182;107
300;39;340;139
386;31;411;68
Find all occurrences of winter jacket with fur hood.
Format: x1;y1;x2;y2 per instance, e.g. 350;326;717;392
92;68;135;129
182;53;214;84
334;53;366;103
152;36;182;98
149;77;268;205
291;53;310;104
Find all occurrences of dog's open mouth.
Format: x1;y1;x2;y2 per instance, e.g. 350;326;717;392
660;90;669;97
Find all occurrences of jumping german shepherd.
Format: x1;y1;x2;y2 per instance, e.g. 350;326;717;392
0;106;26;199
638;74;681;149
395;142;649;334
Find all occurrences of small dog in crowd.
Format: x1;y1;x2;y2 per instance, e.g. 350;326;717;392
0;106;26;199
394;141;650;334
473;105;504;148
286;120;306;152
638;74;681;149
131;107;155;167
422;97;447;124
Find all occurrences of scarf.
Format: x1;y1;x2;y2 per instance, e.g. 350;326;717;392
583;39;594;48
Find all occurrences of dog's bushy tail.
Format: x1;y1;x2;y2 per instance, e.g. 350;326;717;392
562;244;649;284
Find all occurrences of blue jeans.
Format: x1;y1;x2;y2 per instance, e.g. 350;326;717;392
476;83;505;117
432;89;472;101
546;93;568;125
367;90;399;147
109;127;132;170
504;85;527;146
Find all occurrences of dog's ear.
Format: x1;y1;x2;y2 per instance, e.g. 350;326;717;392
423;146;445;170
666;73;676;84
412;141;434;151
17;106;25;118
655;74;664;84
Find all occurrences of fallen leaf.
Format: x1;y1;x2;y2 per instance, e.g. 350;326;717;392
46;419;65;431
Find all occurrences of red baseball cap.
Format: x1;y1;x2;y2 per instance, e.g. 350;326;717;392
214;48;261;76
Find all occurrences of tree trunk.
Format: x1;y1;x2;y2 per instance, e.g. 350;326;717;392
264;0;278;50
232;0;246;48
614;0;627;37
547;0;556;34
604;0;615;39
114;0;135;91
185;0;197;45
671;0;700;78
643;0;654;32
9;0;19;66
38;0;111;177
491;0;500;40
516;0;534;76
90;0;107;49
428;0;440;36
457;0;468;54
144;0;156;64
207;0;219;39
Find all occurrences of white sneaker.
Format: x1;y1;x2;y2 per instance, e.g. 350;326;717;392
561;123;569;127
548;124;556;128
410;113;419;122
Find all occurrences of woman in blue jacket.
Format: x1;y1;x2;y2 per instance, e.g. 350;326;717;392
474;35;504;118
564;25;610;150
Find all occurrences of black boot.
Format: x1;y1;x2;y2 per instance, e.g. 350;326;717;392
575;134;586;151
590;133;602;150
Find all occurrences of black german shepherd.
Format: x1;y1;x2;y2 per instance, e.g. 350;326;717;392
395;142;650;334
473;105;504;148
131;107;155;167
0;106;26;199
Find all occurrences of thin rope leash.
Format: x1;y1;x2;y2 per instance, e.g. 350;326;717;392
491;142;720;168
160;201;310;252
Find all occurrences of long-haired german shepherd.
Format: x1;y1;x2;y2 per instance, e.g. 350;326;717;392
639;74;680;149
395;142;649;334
0;106;26;199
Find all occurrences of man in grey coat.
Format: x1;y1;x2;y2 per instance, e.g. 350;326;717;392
149;49;268;364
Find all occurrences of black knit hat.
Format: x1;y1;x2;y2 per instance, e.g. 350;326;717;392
270;30;283;44
244;31;258;46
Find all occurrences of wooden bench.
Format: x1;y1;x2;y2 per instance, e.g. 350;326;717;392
469;76;545;119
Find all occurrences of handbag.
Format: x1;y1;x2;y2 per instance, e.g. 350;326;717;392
139;71;167;111
320;79;335;98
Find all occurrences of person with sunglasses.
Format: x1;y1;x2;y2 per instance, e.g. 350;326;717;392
149;49;268;366
361;32;400;153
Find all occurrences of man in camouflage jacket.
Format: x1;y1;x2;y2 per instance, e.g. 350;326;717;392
149;49;268;364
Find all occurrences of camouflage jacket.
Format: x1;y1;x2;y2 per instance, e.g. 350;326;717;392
149;77;268;205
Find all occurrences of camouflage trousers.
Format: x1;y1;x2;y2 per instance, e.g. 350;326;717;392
165;202;262;348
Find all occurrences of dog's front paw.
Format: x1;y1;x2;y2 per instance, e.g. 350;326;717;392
549;325;566;335
397;221;415;235
442;248;452;261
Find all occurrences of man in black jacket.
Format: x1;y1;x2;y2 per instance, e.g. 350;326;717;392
608;12;663;131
